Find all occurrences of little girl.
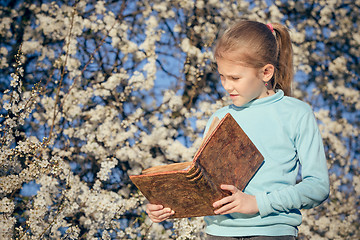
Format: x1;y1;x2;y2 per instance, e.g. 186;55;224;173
146;20;330;239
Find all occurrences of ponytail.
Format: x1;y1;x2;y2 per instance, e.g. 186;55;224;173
272;23;293;96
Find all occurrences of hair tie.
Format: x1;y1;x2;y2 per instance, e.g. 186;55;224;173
266;23;274;33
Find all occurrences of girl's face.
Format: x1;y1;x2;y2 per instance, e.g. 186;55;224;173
216;57;273;107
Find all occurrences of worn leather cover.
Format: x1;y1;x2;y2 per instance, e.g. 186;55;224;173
129;113;264;218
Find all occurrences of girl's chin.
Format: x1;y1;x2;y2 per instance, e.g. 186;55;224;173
231;100;248;107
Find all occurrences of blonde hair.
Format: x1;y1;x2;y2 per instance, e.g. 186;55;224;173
214;20;293;96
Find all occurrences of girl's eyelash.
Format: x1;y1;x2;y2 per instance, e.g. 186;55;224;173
219;75;239;80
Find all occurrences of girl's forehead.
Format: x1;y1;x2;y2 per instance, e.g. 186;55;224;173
215;49;253;66
216;57;249;69
215;45;252;59
216;58;255;75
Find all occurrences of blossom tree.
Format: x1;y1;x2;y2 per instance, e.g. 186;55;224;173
0;0;359;239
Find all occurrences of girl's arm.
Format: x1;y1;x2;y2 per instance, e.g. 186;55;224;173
255;111;330;217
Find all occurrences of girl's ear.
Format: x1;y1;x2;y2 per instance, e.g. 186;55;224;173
261;64;275;82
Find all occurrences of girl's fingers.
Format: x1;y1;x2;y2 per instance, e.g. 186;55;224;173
152;207;173;217
146;203;164;211
146;204;175;222
213;195;232;208
149;211;174;223
216;208;236;215
220;184;238;193
151;209;175;222
213;185;241;214
214;201;236;215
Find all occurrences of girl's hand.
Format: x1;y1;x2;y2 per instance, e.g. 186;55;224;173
213;184;259;215
145;203;175;223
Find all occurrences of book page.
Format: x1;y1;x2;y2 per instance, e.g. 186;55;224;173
141;161;192;175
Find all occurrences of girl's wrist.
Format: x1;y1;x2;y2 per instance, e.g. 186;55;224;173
249;194;259;214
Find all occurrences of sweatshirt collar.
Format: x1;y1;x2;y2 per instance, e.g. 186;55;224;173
230;89;284;110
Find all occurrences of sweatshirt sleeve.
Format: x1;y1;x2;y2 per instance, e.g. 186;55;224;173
255;111;330;217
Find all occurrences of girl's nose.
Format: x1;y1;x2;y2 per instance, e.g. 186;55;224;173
222;79;233;92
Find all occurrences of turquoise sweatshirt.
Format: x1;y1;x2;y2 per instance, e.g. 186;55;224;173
204;90;330;237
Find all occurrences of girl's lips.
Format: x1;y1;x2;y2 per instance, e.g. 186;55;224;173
230;94;239;98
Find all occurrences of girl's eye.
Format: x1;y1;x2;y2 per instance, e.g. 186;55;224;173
231;77;240;80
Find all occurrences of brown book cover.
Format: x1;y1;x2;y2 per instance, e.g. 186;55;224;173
129;113;264;218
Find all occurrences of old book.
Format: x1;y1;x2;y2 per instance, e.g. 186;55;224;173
129;113;264;218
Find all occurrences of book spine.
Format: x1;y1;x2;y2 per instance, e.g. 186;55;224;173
186;162;227;201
